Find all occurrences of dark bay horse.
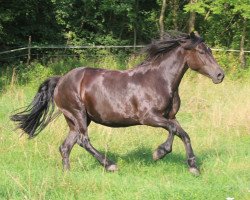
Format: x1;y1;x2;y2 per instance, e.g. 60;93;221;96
11;32;224;175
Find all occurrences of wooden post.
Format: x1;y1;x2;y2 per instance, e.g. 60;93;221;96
133;0;138;51
159;0;167;39
173;0;178;31
188;0;197;33
133;27;137;52
27;36;31;65
239;18;247;68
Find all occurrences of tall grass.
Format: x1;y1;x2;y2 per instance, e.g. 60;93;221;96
0;57;249;199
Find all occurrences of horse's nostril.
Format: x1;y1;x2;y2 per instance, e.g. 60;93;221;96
217;73;224;80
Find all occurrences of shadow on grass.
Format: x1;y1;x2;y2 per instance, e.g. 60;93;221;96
81;146;222;172
77;147;194;170
115;147;186;166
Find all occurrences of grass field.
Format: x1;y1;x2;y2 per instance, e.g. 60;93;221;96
0;70;250;199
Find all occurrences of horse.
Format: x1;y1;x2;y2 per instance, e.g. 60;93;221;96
11;32;224;175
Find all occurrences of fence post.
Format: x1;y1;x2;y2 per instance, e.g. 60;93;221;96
27;36;31;65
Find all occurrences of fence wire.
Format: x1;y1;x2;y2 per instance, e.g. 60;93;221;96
0;45;249;64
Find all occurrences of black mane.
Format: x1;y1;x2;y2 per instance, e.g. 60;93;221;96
145;31;204;61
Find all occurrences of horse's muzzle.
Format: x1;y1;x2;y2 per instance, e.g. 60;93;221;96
212;71;225;84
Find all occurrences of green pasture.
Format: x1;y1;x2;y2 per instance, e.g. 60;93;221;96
0;60;249;200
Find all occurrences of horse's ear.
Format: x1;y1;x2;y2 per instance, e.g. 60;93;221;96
190;31;196;39
180;31;202;50
190;31;200;39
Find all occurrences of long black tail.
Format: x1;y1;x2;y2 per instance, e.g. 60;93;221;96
10;76;61;138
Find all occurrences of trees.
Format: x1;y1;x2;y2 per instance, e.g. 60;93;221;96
0;0;62;47
0;0;249;67
208;0;250;67
184;0;249;67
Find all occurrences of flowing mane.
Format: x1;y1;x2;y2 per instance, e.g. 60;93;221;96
144;31;204;61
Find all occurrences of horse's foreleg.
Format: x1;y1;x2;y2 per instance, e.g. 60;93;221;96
171;119;200;176
152;90;180;160
142;114;176;160
152;132;174;161
143;114;199;175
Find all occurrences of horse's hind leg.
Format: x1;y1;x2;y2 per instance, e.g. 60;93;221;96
59;129;78;170
60;103;117;172
59;114;82;170
72;109;117;171
77;130;118;172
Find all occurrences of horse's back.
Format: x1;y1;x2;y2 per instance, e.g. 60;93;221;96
55;67;107;95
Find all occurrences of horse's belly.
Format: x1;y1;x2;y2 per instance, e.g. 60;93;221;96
86;102;140;127
91;117;140;127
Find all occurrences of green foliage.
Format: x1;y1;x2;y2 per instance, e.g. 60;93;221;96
0;0;249;75
210;0;250;19
0;0;62;46
184;0;209;15
0;0;249;49
182;0;249;52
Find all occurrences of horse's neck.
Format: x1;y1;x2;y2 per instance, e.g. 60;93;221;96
130;47;187;91
158;47;188;90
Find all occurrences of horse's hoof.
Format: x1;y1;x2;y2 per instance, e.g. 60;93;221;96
152;149;166;161
105;164;118;172
189;167;200;176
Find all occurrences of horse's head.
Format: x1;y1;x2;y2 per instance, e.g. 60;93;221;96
182;32;224;84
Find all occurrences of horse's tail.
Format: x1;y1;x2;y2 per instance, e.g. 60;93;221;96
10;76;61;138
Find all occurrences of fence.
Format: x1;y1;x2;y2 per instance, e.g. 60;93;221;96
0;45;145;64
0;45;249;65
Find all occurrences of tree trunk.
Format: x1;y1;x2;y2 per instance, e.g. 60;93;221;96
172;0;178;30
159;0;167;39
133;0;139;50
188;0;196;33
27;36;31;65
239;18;247;68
